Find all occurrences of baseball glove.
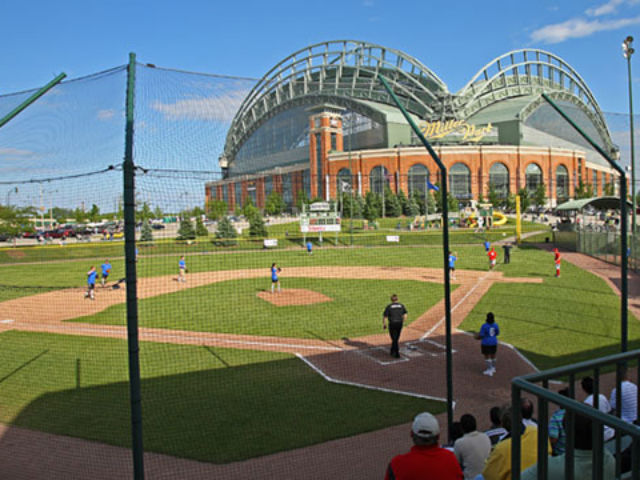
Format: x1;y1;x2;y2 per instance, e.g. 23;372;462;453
277;268;282;273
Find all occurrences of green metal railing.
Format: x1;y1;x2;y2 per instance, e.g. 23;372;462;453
512;350;640;479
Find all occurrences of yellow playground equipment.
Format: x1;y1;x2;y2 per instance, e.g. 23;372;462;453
469;211;507;226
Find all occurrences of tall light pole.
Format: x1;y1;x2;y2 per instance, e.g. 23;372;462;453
623;36;635;247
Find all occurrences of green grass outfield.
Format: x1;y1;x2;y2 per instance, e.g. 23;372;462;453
0;331;440;463
71;277;445;339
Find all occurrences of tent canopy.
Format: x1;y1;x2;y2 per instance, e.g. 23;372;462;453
555;196;632;212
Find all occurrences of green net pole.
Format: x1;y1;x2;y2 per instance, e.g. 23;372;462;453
0;73;66;128
123;52;145;479
542;93;628;352
378;75;454;441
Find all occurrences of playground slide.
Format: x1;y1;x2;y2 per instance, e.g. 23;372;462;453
469;211;508;226
493;211;507;226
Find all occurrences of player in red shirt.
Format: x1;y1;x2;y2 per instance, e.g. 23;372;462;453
385;412;463;480
488;246;497;270
554;248;561;277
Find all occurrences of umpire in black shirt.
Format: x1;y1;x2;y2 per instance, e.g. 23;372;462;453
383;294;408;358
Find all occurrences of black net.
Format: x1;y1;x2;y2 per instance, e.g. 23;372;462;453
1;59;639;479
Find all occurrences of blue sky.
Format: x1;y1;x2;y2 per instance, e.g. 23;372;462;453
1;0;639;113
0;0;639;212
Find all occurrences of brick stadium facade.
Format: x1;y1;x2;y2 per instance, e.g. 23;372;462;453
206;41;619;211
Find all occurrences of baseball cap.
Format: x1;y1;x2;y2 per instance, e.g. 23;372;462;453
412;412;440;438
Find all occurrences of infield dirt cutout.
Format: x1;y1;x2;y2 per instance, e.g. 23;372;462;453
257;288;333;306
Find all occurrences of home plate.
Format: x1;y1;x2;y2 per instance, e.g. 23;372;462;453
0;319;15;324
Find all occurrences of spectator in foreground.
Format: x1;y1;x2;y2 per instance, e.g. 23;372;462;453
385;412;463;480
521;413;615;479
454;414;491;480
610;366;638;424
484;406;507;446
482;406;550;480
581;376;614;441
548;388;570;456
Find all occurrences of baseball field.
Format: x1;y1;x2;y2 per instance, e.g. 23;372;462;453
0;226;638;469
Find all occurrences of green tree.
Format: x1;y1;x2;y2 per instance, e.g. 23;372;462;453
396;189;409;216
0;206;32;238
364;191;382;222
384;187;402;217
215;216;237;240
153;206;163;220
241;197;259;220
265;192;286;216
195;217;209;237
138;202;152;221
177;216;196;240
74;208;87;224
407;197;420;217
140;220;153;242
191;206;205;218
88;204;100;223
248;211;268;237
533;183;546;208
505;193;516;211
207;200;227;221
487;184;501;208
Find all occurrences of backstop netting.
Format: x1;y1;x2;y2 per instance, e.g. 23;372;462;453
1;59;639;480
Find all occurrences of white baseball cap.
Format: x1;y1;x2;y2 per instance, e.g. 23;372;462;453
412;412;440;438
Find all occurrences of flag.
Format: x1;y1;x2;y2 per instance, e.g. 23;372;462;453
427;180;439;192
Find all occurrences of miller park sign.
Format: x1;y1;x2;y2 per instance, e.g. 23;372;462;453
420;120;495;143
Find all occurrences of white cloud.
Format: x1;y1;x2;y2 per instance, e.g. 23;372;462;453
151;90;249;122
0;147;34;157
97;109;115;120
587;0;625;17
530;15;640;44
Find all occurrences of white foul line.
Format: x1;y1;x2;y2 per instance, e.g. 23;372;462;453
420;272;492;341
296;353;450;404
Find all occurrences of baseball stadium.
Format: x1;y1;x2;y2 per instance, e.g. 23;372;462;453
206;40;622;212
0;40;638;479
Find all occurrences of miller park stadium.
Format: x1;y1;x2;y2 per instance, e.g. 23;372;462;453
205;40;622;211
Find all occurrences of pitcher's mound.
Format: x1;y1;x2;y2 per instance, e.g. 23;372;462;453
257;289;333;306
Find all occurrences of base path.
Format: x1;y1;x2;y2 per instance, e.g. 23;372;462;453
0;265;544;479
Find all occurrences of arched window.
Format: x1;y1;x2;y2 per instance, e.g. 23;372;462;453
450;163;471;199
489;162;509;199
525;163;543;195
408;164;430;197
369;166;390;194
556;165;569;202
337;168;352;194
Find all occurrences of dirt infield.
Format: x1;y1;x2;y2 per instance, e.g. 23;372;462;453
0;262;583;479
0;265;545;478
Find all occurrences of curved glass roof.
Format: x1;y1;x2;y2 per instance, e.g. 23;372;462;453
223;43;615;170
223;40;449;164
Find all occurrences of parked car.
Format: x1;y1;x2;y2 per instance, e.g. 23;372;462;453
151;223;166;230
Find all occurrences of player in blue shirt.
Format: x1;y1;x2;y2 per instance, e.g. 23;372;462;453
484;240;490;252
101;259;112;287
306;240;313;255
85;266;97;300
448;251;457;281
476;312;500;376
178;256;186;283
271;262;281;293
